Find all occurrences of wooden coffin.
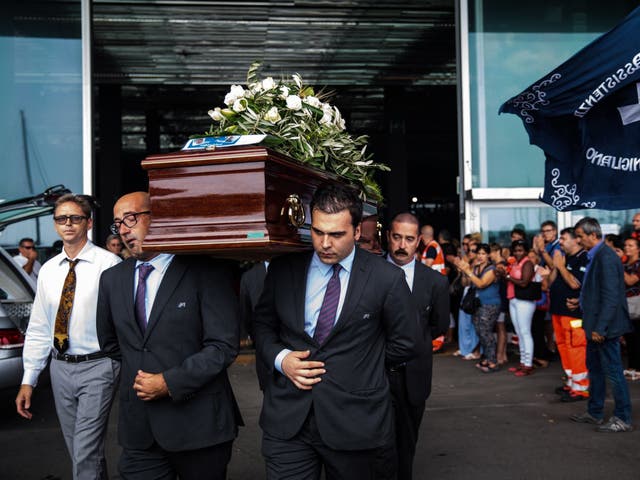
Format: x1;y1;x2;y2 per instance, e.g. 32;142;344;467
141;145;360;260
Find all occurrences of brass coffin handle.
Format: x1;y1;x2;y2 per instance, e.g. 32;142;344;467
280;194;306;227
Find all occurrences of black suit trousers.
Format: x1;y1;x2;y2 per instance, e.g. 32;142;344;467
386;368;425;480
119;441;233;480
262;408;390;480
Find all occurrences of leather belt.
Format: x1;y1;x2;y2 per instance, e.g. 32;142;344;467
51;350;107;363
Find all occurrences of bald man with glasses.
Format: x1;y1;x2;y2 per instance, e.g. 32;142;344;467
16;193;122;480
97;192;242;479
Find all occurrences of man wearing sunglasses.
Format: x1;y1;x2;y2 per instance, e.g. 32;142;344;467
12;237;41;283
16;193;122;480
97;191;242;479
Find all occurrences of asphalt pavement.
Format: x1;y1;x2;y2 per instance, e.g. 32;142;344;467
1;350;639;480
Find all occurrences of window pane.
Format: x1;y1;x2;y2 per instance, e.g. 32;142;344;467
568;209;637;237
467;0;636;188
0;3;82;246
478;206;557;246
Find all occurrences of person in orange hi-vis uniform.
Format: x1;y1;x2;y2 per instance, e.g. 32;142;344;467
547;227;590;402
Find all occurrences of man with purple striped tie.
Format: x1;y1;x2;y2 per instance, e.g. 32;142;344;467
254;183;419;480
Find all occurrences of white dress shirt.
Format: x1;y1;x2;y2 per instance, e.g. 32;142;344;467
134;253;175;325
387;256;415;292
13;254;41;283
21;241;121;386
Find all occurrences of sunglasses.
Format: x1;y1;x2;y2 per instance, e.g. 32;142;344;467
21;245;36;250
54;215;89;225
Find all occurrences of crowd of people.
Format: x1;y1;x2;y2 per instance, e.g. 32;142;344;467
9;189;639;479
423;215;638;434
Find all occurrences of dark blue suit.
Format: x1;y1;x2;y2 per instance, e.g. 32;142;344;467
581;242;632;338
581;242;632;424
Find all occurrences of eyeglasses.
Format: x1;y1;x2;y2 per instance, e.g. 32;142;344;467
541;228;554;233
110;211;150;234
53;215;89;225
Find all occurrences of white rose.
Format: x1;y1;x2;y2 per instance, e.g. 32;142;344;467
262;77;275;90
279;85;290;99
333;106;346;130
232;98;247;112
207;108;224;121
249;82;262;93
224;92;236;106
303;96;321;108
230;84;245;98
264;106;281;123
286;95;302;111
319;110;333;125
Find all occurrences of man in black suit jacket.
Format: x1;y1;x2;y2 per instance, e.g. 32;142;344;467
239;260;269;389
384;213;449;479
97;192;242;479
253;184;418;479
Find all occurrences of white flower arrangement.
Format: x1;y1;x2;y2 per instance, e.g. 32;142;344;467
203;62;389;201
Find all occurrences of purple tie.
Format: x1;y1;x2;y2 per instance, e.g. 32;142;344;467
314;264;342;344
135;263;154;333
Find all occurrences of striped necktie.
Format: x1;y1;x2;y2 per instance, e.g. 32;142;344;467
313;264;342;344
135;263;154;333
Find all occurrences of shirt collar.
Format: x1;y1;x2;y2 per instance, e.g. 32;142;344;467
587;239;605;261
311;245;356;276
56;240;95;266
136;253;175;274
386;255;415;274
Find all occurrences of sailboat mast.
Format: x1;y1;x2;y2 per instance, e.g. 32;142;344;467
20;110;41;244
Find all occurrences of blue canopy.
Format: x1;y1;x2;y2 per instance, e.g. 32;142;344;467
500;7;640;211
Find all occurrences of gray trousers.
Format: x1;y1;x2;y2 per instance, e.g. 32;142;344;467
50;356;120;480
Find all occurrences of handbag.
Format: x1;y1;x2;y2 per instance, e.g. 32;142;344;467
515;281;542;301
628;295;640;320
461;286;481;314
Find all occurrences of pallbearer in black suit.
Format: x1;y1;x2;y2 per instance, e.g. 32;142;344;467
239;260;269;390
385;213;450;480
254;184;418;480
97;192;242;480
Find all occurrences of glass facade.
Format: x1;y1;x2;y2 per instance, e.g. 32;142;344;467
463;0;638;241
0;2;82;247
479;205;557;246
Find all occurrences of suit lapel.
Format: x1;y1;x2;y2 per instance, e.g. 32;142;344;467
329;248;371;337
120;259;138;336
144;256;187;340
294;253;313;336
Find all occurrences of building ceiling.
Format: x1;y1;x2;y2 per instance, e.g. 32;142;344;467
91;0;457;87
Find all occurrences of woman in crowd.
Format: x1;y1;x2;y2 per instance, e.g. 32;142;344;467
453;243;480;360
457;244;502;372
490;243;509;365
505;240;537;376
623;237;640;380
605;233;627;262
528;249;554;368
